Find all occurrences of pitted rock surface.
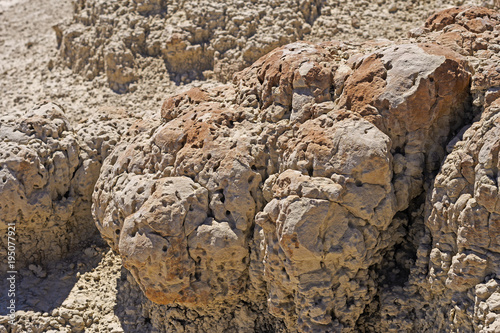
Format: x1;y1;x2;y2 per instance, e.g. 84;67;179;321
54;0;489;90
93;37;472;331
0;102;99;268
368;6;500;332
3;3;500;333
412;98;500;332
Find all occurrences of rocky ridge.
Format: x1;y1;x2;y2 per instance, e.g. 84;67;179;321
1;2;500;333
55;0;490;91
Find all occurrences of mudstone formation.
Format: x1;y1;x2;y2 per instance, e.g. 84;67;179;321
2;3;500;333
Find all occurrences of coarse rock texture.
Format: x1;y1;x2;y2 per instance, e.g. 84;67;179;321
0;99;138;272
412;5;500;110
421;99;500;332
92;35;473;330
1;1;500;333
55;0;489;91
0;102;101;268
367;6;500;333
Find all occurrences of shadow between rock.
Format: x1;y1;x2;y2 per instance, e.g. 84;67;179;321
0;236;106;316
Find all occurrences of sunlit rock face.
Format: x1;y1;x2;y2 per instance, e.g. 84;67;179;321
93;31;475;330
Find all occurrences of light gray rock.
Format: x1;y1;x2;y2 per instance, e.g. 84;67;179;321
54;0;481;90
0;102;99;267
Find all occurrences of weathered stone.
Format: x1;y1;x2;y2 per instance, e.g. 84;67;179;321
93;36;472;331
0;102;99;268
4;3;500;333
54;0;474;89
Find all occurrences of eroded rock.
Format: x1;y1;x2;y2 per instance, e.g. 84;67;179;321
371;6;500;332
54;0;480;90
417;99;500;332
0;102;99;268
93;38;472;331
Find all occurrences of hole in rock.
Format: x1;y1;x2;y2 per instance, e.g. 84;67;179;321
307;165;314;177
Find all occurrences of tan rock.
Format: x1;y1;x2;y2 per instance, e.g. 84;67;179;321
0;102;99;267
55;0;479;90
93;33;474;331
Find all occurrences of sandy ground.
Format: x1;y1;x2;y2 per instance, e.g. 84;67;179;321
0;0;192;124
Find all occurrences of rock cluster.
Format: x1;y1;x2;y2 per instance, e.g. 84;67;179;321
92;16;479;329
371;6;500;332
54;0;487;91
2;3;500;333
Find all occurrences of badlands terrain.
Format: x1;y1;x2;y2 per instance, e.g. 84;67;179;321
1;0;500;332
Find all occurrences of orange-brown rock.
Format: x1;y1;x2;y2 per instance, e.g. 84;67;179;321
426;6;498;32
